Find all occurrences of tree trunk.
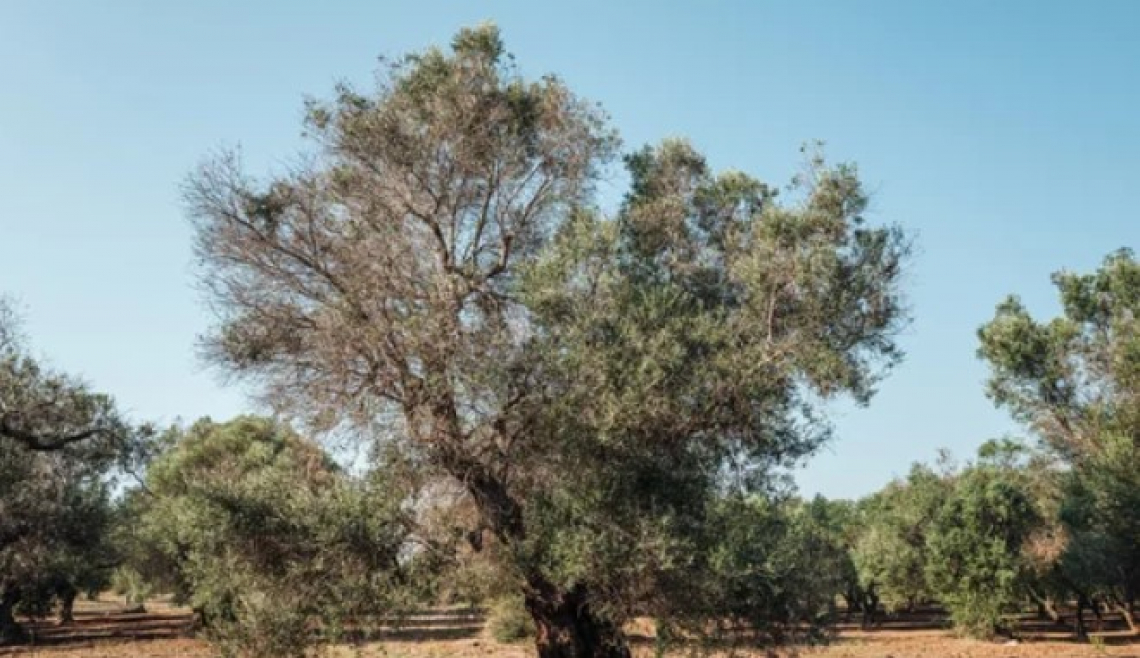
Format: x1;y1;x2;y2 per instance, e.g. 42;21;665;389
58;584;78;625
525;583;630;658
1113;602;1138;634
1043;598;1063;625
1075;594;1089;641
842;589;862;622
433;409;628;658
861;591;879;630
0;589;26;645
436;433;631;658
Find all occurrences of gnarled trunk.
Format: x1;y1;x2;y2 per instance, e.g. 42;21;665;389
525;583;630;658
58;584;78;625
1113;602;1137;634
861;590;880;630
436;407;629;658
438;428;631;658
0;589;26;645
1075;593;1089;641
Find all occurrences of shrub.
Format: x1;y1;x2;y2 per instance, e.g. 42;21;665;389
488;596;533;643
111;567;154;611
925;466;1037;638
209;593;311;658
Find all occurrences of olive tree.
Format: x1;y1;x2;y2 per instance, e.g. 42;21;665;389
132;416;418;658
185;25;909;657
650;493;855;651
852;464;947;624
979;249;1139;632
924;459;1038;638
0;299;127;643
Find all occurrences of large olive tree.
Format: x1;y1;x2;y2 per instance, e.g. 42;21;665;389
186;25;909;657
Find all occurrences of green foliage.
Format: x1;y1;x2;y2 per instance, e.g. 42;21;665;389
507;138;908;644
110;567;154;609
0;299;131;642
979;249;1139;623
1059;431;1140;608
132;416;418;657
646;494;854;648
488;596;534;643
924;464;1038;637
852;464;947;612
978;249;1138;462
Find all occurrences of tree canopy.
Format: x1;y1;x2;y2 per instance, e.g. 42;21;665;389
185;24;909;658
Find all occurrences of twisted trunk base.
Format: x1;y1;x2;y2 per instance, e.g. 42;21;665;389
58;585;77;625
860;591;880;630
1075;593;1089;641
526;583;630;658
0;590;26;645
1113;602;1137;634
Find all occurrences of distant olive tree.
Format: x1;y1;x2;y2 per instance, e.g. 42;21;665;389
979;249;1139;634
132;416;419;658
852;464;948;622
924;459;1038;638
656;493;854;650
185;25;909;658
0;298;128;644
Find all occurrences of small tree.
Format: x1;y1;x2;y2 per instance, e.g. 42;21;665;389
778;497;860;634
924;462;1038;638
1058;433;1140;633
852;464;948;620
110;566;154;613
658;494;853;649
134;416;417;658
186;25;909;657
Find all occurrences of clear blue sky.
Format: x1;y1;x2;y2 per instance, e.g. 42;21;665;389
2;1;1136;498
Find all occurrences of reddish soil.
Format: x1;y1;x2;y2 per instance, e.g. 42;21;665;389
1;598;1136;657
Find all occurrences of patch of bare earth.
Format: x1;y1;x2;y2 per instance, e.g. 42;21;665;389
2;597;1136;658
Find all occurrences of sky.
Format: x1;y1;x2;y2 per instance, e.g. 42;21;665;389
1;1;1136;499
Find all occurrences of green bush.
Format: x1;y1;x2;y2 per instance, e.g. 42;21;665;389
134;417;420;657
488;596;533;643
209;593;311;658
925;466;1037;638
111;567;154;610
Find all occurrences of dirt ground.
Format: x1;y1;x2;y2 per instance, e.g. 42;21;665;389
1;597;1136;658
3;633;1138;658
